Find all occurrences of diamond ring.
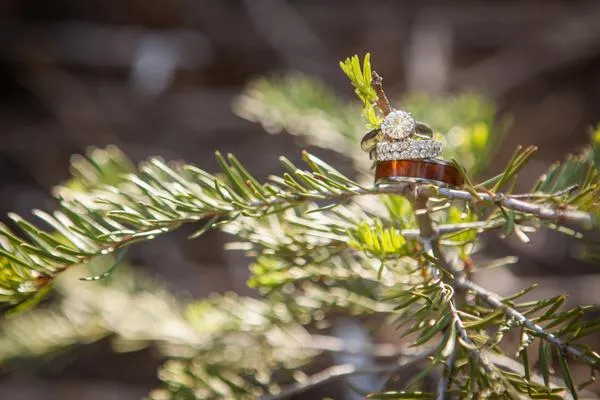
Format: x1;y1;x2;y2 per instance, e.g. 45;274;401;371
380;109;416;140
375;138;442;161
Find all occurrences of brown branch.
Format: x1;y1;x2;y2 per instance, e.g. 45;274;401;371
410;195;508;398
446;299;520;398
407;183;599;398
260;349;434;400
435;186;594;228
371;71;393;116
22;182;592;309
455;276;600;372
415;188;600;370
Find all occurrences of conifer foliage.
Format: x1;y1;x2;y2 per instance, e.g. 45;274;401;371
1;54;600;399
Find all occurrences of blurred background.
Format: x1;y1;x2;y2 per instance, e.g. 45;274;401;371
1;1;600;399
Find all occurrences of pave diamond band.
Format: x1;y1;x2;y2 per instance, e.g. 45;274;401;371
375;139;442;161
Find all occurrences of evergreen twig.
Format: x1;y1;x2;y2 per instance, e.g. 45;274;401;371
455;276;600;371
436;186;594;228
371;71;392;116
260;350;434;400
409;182;599;396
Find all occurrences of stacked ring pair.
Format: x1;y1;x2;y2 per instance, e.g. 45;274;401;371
363;110;463;187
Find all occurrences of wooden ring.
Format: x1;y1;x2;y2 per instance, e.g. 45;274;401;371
375;159;464;188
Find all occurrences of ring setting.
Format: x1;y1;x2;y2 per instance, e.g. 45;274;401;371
380;109;416;140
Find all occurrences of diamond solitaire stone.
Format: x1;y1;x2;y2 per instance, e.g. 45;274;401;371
380;110;416;140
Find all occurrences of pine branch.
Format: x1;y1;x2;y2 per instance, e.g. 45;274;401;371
0;267;198;368
260;349;433;400
370;71;392;116
0;264;413;400
410;191;507;397
0;144;593;311
454;277;600;371
436;186;594;228
376;220;503;241
0;150;371;308
436;345;458;400
446;299;522;399
407;183;598;397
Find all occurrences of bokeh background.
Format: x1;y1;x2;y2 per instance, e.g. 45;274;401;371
1;1;600;399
